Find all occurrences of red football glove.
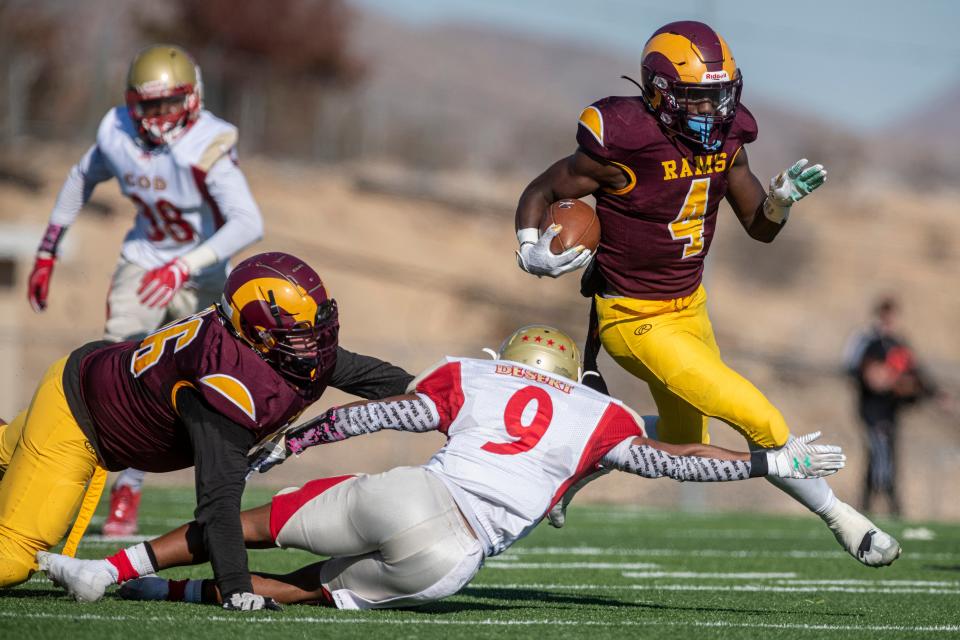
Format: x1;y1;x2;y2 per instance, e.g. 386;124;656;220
27;253;56;313
138;258;189;309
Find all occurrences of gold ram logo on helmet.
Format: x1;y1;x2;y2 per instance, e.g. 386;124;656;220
498;324;582;382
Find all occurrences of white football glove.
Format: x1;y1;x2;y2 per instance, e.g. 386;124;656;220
223;592;282;612
766;431;845;479
516;225;592;278
763;158;827;224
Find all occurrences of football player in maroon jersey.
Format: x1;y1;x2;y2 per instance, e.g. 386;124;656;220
514;21;899;566
0;252;413;611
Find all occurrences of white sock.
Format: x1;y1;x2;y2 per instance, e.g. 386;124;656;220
765;475;838;516
114;468;146;492
107;542;157;583
125;542;157;575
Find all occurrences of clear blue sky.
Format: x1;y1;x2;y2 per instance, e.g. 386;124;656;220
350;0;960;131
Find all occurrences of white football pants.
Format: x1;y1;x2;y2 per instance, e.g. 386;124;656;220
103;257;225;343
272;466;484;610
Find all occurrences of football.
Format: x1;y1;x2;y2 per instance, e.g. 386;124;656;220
539;199;601;254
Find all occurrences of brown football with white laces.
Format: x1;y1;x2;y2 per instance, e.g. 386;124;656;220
539;199;600;254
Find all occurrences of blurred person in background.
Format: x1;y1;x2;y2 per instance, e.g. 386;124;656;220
24;44;264;536
514;20;900;567
846;296;943;518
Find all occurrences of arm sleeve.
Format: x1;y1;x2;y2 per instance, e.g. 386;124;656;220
198;156;264;262
328;346;415;399
48;144;114;228
177;386;257;599
601;438;767;481
285;394;440;454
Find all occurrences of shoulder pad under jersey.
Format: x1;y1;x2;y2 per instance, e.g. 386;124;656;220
407;356;459;394
409;357;465;431
96;106;139;149
732;103;758;145
576;96;660;161
173;311;266;429
171;110;239;172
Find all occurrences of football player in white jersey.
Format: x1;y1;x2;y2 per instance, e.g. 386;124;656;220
40;325;843;611
25;45;264;537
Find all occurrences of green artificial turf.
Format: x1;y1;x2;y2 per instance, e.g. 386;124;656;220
3;487;958;639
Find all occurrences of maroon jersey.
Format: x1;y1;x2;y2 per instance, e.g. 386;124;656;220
576;96;757;300
74;306;319;471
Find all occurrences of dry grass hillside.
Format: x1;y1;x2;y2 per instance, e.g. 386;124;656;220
1;141;958;521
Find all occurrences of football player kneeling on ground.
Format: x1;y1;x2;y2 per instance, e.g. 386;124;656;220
40;326;843;610
0;252;413;611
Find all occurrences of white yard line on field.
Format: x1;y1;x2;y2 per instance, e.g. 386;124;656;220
776;579;960;587
0;611;956;634
485;562;659;570
620;571;796;579
82;535;153;544
478;582;960;595
505;545;960;561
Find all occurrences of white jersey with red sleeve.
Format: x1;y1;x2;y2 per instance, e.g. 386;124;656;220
417;357;644;556
88;106;262;273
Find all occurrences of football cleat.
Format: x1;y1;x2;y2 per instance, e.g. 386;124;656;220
103;485;141;537
823;501;902;567
37;552;118;602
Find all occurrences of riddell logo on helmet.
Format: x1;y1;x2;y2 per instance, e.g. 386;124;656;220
701;71;729;82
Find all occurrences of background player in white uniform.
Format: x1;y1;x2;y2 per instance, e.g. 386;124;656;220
40;325;843;611
25;45;264;536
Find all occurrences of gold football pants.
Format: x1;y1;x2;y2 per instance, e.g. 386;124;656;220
0;356;103;587
596;285;789;448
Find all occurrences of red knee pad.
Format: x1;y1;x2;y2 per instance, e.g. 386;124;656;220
269;475;355;542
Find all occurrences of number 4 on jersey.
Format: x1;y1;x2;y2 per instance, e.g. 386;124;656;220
669;178;710;259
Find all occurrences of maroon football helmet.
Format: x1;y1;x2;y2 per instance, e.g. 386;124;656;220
220;252;338;384
637;21;742;151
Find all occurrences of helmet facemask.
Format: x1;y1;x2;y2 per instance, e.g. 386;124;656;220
126;89;200;147
245;296;339;385
643;69;742;152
